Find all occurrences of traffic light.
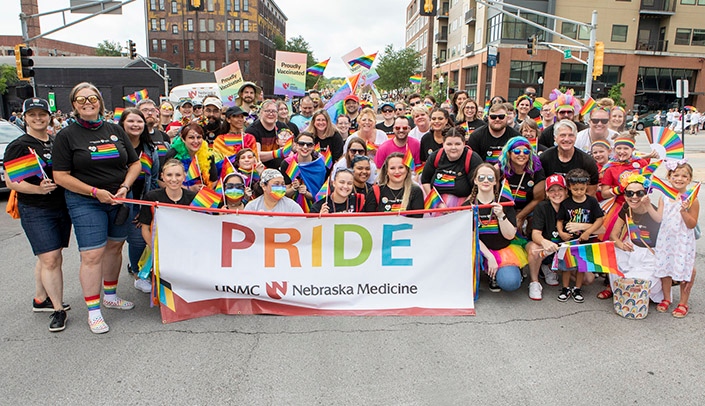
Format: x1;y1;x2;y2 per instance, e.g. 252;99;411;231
188;0;204;11
14;44;34;81
593;41;604;78
128;40;137;59
527;36;534;55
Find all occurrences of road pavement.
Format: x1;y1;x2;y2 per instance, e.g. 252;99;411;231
1;132;705;405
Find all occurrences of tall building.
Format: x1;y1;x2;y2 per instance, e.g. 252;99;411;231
406;0;705;111
145;0;287;96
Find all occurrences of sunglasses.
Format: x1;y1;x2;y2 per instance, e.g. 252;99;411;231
625;190;646;198
394;126;410;131
512;148;531;155
74;95;100;105
557;110;574;115
590;118;609;125
349;148;366;155
382;109;394;113
161;105;174;111
409;101;421;106
224;183;245;190
395;108;405;111
525;92;536;97
476;174;496;183
567;177;589;183
489;114;506;120
297;141;315;148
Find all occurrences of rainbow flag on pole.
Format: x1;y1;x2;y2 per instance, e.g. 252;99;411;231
684;182;701;208
580;96;596;116
424;187;443;209
184;159;201;186
649;175;681;200
285;159;300;180
500;179;514;202
123;89;148;105
139;152;153;176
409;74;422;84
113;107;124;123
320;148;333;169
315;178;330;201
306;58;330;76
402;148;415;172
3;151;45;183
348;53;377;69
567;241;624;277
190;186;222;208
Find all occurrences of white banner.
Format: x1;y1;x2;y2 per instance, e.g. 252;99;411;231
155;207;475;322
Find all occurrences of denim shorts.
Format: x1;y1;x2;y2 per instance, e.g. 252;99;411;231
18;202;72;256
64;190;129;251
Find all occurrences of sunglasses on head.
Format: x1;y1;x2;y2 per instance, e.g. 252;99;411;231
476;174;496;183
512;148;531;155
489;114;506;120
297;141;315;148
625;190;646;198
567;176;589;183
590;118;609;125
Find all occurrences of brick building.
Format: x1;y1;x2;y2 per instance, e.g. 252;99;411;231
145;0;287;96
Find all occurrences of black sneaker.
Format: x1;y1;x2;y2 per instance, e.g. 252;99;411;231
572;288;585;303
33;297;71;313
49;310;67;332
489;278;501;293
557;287;571;302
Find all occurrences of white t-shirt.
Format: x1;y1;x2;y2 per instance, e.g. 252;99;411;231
346;130;389;149
244;196;303;213
408;126;428;141
575;128;617;153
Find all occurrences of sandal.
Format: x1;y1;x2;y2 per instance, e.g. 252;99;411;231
672;304;689;318
656;300;671;313
596;288;613;300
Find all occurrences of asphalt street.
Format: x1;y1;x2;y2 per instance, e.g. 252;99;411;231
1;132;705;405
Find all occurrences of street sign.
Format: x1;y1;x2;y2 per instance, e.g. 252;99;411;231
151;63;158;71
70;0;123;15
564;49;572;59
48;92;56;112
487;54;497;67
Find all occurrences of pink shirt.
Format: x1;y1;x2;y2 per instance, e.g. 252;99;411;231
374;137;421;168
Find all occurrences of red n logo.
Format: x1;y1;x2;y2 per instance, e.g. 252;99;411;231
266;281;287;300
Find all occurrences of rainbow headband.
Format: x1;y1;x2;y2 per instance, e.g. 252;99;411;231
591;140;611;150
621;172;650;188
614;138;635;149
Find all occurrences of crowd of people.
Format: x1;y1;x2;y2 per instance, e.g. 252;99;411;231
3;81;699;334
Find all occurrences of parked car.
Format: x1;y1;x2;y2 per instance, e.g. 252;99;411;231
0;120;27;193
632;104;650;115
626;113;659;131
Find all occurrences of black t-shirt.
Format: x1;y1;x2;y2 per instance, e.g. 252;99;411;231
532;200;562;242
456;119;486;133
4;134;66;209
466;125;520;165
245;119;289;169
538;121;588;149
619;204;660;248
557;195;604;238
376;122;394;137
539;147;599;185
149;129;170;167
421;148;483;198
315;131;344;164
311;194;362;213
138;188;197;225
419;132;443;163
363;184;424;218
505;168;546;212
476;198;517;250
52;122;139;194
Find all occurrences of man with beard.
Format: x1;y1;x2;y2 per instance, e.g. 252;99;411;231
308;90;322;109
290;96;314;132
200;95;226;146
236;82;262;126
466;103;521;165
137;99;171;167
523;86;541;119
374;116;421;168
344;95;361;135
538;94;587;149
246;100;291;169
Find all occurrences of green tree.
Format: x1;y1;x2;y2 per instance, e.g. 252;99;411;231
96;40;123;56
0;64;19;94
284;35;318;89
608;82;626;108
375;44;421;92
273;34;286;51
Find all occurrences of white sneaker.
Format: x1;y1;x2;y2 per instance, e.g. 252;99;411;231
542;265;559;286
134;278;152;294
529;281;543;301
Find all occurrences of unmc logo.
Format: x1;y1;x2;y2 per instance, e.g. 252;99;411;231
266;281;288;299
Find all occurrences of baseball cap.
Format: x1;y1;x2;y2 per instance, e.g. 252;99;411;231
176;98;193;108
344;95;360;103
379;102;395;112
545;174;567;191
23;98;51;114
224;106;247;117
202;96;222;110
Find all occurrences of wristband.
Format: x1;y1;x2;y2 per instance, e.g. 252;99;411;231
119;184;131;192
273;149;283;159
91;187;98;198
612;186;621;196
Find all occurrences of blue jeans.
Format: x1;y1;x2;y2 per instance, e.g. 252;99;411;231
65;190;129;251
126;203;146;274
18;202;72;255
495;265;522;291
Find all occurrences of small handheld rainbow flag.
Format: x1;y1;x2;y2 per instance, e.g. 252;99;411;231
535;117;543;131
285;159;300;180
315;178;330;201
402;148;415;172
683;182;701;208
649;175;681;200
348;52;377;70
190;186;222;208
139;152;152;176
627;215;640;241
123;89;148;105
280;137;294;158
499;179;514;202
295;192;310;213
219;156;237;179
567;242;624;277
641;160;661;178
409;74;422;85
366;142;378;153
306;58;330;76
414;162;425;177
579;96;596;116
483;101;491;118
113;107;124;123
4;151;46;183
184;159;201;186
424;187;444;209
320;148;333;169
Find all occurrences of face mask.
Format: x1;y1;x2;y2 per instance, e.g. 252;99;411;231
225;188;245;200
269;185;286;200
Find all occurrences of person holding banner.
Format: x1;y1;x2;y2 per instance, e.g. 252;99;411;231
221;172;249;210
52;82;141;334
280;132;328;211
164;123;221;191
244;168;303;213
363;152;424;218
351;155;375;196
311;169;363;213
4;98;71;332
306;110;344;166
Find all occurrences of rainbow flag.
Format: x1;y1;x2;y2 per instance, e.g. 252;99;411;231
320;148;333;169
348;52;377;70
281;137;294;158
223;133;243;148
500;179;514;202
627;215;652;245
684;182;701;208
641;160;661;178
483;101;491;118
315;178;329;201
213;178;223;195
402;148;415;172
306;58;330;76
527;135;538;151
285;159;300;180
190;186;222;208
479;218;499;234
414;162;425;177
366;142;378;153
409;74;422;85
156;144;168;158
535;117;543;131
459;121;469;134
649;175;681;200
139;152;153;176
123;89;148;105
184;159;201;186
568;242;624;276
580;96;596;116
513;188;527;202
113;107;124;123
4;152;45;183
91;144;120;160
533;99;544;109
295;192;310;213
433;173;455;188
219;156;237;179
424;187;443;209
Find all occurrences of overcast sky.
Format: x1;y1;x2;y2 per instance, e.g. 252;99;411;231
1;0;408;77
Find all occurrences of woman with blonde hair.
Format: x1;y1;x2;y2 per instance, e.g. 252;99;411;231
305;109;344;165
363;152;424;218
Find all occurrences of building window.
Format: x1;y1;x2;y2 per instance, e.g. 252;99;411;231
171;1;177;13
188;60;194;68
234;40;241;52
243;20;249;32
173;45;179;54
150;18;158;31
675;28;692;45
681;0;695;4
152;39;159;51
509;61;545;100
243;0;249;11
208;19;215;32
611;25;628;42
235;20;241;32
209;40;215;53
172;24;178;34
201;61;207;70
149;0;156;10
199;19;206;32
243;60;250;74
161;39;167;51
561;22;577;39
160;19;166;31
227;19;232;31
159;0;165;10
200;40;207;53
188;40;194;51
244;40;249;52
693;29;705;45
209;60;216;72
638;67;695;92
464;65;478;98
187;19;193;32
234;0;240;11
207;0;214;11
